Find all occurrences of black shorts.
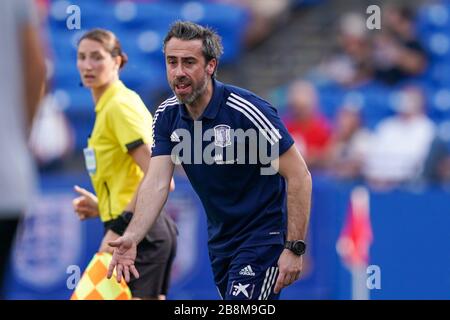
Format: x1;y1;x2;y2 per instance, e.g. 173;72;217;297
105;212;178;298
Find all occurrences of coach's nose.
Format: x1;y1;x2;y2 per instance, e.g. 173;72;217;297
174;64;186;78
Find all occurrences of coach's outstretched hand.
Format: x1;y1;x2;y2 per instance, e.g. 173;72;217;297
107;235;139;283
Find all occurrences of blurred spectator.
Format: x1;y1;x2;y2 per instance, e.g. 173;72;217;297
422;136;450;184
317;13;374;88
363;86;435;189
28;0;74;171
29;87;74;170
0;0;46;297
435;155;450;185
372;6;427;85
219;0;291;47
284;80;331;170
35;0;49;21
324;103;371;180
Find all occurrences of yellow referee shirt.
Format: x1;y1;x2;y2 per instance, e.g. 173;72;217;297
83;80;153;222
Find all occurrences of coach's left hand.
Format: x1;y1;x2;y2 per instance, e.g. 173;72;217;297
274;249;303;294
107;235;139;283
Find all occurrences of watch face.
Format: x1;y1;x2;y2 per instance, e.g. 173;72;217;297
293;241;306;255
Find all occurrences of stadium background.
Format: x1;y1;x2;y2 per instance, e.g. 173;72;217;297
5;0;450;299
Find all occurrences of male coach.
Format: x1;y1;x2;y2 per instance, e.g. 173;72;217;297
107;21;312;300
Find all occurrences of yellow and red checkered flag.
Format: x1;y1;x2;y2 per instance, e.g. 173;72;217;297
70;252;132;300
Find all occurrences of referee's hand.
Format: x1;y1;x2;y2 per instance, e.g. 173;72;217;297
107;235;139;283
274;249;303;294
72;185;99;220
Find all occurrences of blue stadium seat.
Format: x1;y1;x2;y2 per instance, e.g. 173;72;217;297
188;2;249;63
114;28;167;68
48;28;80;62
49;0;117;31
113;2;181;31
120;58;168;93
315;82;345;120
416;2;450;34
58;86;93;114
423;32;450;58
427;88;450;122
429;61;450;86
52;60;80;88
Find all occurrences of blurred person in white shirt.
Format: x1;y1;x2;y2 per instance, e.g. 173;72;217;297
363;86;435;189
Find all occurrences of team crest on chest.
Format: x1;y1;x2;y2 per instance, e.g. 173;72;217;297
214;125;232;147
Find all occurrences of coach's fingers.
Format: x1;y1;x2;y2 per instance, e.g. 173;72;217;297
124;266;131;283
274;271;286;294
107;258;116;279
284;273;296;287
108;238;124;248
130;265;140;280
294;271;301;282
123;266;131;283
116;264;123;283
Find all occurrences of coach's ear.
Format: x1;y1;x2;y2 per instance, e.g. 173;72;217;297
206;58;217;77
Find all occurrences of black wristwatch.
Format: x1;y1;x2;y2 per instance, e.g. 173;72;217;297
284;240;306;256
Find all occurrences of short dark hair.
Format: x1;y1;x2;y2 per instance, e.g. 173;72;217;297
163;21;224;78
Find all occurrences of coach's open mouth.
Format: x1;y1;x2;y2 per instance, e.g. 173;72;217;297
175;83;191;95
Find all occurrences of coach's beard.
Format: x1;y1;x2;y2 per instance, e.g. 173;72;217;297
172;74;209;106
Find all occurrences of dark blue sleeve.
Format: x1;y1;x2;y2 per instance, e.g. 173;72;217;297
151;109;173;157
261;101;294;157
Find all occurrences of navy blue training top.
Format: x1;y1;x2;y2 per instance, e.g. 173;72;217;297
152;80;294;256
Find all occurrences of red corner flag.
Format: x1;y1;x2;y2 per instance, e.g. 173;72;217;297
337;186;373;268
